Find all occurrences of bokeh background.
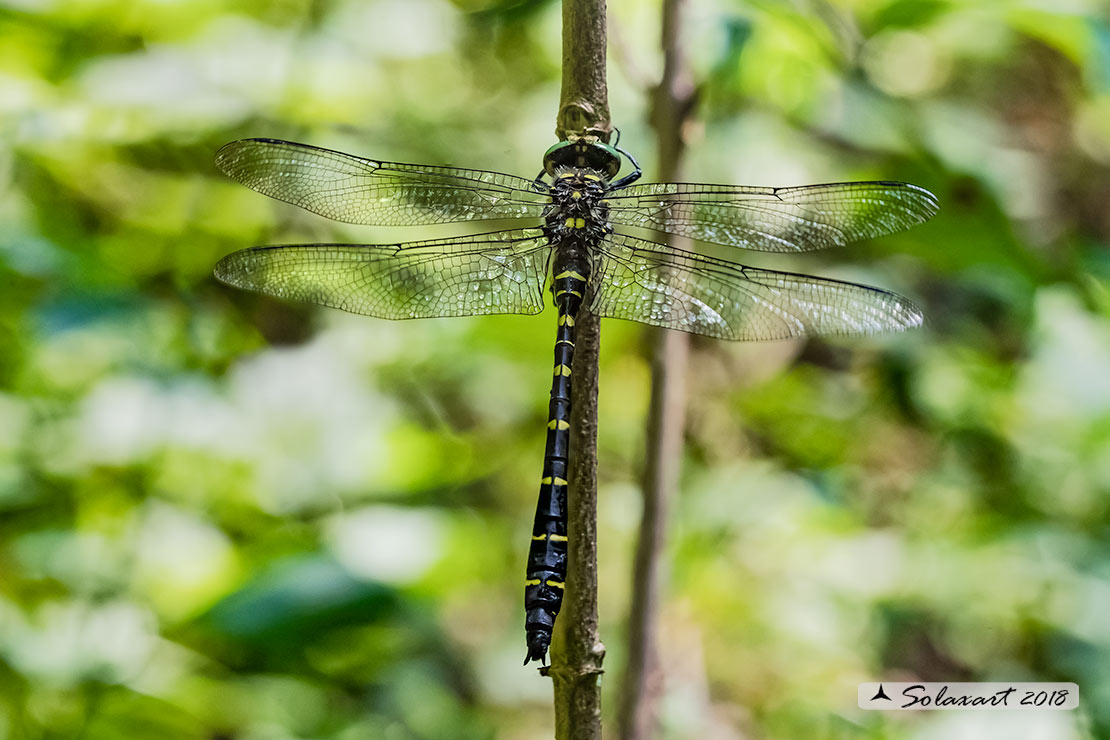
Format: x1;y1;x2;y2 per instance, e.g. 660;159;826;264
2;0;1109;737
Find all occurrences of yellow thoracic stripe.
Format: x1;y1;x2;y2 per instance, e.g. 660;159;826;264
555;270;587;282
563;217;585;229
554;364;571;376
549;533;568;542
532;534;546;541
545;580;565;589
525;578;541;586
570;191;581;199
547;419;570;430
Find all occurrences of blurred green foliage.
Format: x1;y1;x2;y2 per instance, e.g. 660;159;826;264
1;0;1108;738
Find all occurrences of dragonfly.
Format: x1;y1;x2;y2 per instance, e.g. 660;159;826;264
213;135;938;666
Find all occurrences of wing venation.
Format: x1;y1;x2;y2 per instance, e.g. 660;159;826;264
214;229;552;319
606;181;938;252
589;233;923;341
216;138;550;226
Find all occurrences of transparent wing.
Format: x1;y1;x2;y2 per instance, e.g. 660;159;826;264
214;229;552;319
216;138;550;225
605;181;938;252
589;233;923;341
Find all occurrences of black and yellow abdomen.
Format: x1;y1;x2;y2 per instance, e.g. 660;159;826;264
522;266;582;664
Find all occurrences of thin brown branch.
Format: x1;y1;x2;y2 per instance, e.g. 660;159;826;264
556;0;611;142
617;1;696;738
550;309;604;739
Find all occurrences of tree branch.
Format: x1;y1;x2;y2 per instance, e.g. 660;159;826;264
618;1;695;738
556;0;611;141
550;309;604;739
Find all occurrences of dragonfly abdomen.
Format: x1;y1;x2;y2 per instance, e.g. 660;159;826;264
523;250;592;665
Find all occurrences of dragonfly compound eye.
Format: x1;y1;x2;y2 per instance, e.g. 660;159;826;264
542;139;621;180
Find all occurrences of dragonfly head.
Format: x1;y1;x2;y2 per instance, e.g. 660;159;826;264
543;137;622;181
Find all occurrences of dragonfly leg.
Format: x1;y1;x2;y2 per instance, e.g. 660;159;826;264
532;170;550;193
608;139;643;190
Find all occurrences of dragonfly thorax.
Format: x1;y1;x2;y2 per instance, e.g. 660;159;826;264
544;173;612;252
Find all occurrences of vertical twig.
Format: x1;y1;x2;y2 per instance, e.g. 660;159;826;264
547;1;610;739
556;0;611;142
617;1;695;738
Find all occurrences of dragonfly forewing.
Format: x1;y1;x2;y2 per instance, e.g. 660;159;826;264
216;138;551;226
605;181;938;253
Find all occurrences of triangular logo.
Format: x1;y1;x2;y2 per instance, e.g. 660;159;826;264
870;684;892;701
